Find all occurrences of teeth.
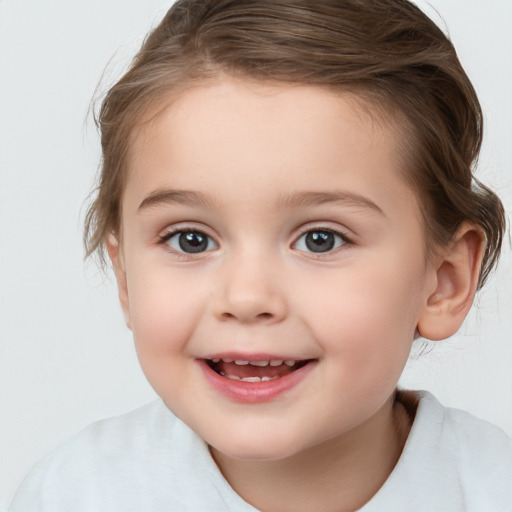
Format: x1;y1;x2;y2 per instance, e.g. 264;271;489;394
219;373;279;382
238;376;279;382
250;361;269;367
213;358;300;367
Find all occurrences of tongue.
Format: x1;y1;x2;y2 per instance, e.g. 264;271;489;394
217;361;296;379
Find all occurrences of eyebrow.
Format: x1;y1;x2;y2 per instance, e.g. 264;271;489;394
277;191;384;215
138;188;384;216
138;189;215;211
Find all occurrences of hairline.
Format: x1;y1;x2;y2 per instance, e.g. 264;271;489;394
110;71;434;264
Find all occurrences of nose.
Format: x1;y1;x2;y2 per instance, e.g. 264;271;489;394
213;252;288;324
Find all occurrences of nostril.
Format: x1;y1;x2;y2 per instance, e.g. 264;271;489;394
219;311;273;322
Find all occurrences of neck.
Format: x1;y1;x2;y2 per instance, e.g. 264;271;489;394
211;391;414;512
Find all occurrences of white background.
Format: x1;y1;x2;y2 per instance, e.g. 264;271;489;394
0;0;511;507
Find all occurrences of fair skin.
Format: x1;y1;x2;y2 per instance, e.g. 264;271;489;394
108;77;483;511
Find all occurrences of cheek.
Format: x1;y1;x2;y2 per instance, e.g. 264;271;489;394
126;264;210;356
301;265;420;418
125;266;213;406
295;256;424;357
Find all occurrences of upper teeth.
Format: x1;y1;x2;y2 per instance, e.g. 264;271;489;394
213;358;297;367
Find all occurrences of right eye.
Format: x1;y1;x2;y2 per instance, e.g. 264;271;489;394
163;230;218;254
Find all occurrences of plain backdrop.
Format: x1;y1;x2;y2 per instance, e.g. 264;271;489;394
0;0;511;507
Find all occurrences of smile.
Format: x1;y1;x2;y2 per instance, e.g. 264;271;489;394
206;358;310;382
200;357;317;403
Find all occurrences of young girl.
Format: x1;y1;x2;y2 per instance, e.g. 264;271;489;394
9;0;512;510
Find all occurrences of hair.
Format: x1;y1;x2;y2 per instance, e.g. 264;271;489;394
84;0;506;289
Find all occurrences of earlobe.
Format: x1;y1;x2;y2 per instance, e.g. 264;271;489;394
417;223;485;341
106;234;132;330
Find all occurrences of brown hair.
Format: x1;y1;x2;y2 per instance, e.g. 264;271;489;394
84;0;505;288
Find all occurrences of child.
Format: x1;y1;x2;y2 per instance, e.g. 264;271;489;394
9;0;512;510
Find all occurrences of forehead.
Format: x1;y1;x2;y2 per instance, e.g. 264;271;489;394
128;78;399;163
124;78;417;218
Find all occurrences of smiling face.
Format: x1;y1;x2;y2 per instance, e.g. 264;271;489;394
111;77;438;461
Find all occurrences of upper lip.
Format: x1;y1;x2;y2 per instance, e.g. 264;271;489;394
199;353;314;363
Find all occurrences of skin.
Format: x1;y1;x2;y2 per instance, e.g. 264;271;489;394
108;77;483;511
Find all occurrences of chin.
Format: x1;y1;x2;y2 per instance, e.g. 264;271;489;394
209;432;306;462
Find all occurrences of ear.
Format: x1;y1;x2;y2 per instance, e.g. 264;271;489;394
106;234;132;330
417;222;485;341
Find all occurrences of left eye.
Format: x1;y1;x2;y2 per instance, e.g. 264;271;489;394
165;230;217;254
294;229;346;253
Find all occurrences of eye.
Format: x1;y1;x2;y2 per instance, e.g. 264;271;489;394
294;229;347;253
163;230;217;254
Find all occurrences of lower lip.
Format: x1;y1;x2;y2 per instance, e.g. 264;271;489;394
198;359;316;403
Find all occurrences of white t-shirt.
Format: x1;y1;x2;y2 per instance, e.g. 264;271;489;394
9;391;512;511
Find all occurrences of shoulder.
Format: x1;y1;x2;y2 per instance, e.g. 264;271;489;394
9;400;256;512
9;401;183;511
21;400;178;473
416;391;512;471
362;391;512;512
421;391;512;508
409;391;512;510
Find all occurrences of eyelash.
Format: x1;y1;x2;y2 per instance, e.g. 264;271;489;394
292;227;352;256
156;226;353;258
157;227;217;258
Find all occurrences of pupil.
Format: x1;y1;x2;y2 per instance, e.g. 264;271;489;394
305;231;334;252
179;232;208;253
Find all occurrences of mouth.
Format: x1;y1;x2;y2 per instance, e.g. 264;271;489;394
199;354;317;402
205;357;313;382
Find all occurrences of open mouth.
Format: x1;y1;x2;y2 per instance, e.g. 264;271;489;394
205;358;312;383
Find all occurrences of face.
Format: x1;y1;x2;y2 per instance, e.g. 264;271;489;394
114;78;437;461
